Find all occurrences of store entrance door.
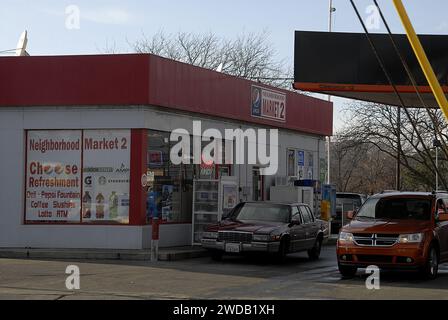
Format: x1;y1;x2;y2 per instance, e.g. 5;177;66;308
252;167;263;201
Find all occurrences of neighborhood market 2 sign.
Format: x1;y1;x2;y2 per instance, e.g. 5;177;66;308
251;85;286;122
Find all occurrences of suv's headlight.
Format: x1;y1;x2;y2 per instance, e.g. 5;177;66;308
339;232;354;243
202;232;218;239
253;234;271;242
398;233;423;243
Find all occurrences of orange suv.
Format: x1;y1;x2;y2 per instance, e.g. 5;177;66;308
337;192;448;279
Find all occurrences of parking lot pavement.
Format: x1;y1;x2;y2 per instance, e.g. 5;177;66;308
0;245;447;300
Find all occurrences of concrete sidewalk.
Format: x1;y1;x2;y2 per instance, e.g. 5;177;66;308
0;246;209;262
0;240;336;262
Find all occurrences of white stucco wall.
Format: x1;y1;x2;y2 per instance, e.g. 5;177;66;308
0;105;326;249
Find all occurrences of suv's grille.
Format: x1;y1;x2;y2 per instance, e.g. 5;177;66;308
353;233;398;247
218;231;252;243
357;255;393;263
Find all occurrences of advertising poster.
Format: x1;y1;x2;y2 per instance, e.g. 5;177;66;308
25;130;82;222
320;158;327;184
222;185;237;209
146;191;160;220
287;149;295;176
306;151;314;180
82;130;131;223
161;185;173;221
297;150;305;166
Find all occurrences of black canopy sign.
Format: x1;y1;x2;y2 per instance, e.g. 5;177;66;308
293;31;448;108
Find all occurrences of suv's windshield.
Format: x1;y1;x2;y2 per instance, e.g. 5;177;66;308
356;197;432;221
234;203;290;223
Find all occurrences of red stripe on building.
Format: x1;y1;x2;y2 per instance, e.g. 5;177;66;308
0;54;332;136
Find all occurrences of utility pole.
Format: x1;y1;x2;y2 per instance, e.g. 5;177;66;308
434;138;442;191
396;107;401;190
327;0;335;185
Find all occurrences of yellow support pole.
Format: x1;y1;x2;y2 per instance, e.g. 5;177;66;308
392;0;448;121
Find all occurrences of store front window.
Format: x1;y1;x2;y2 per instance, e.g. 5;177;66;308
146;130;193;224
25;129;131;224
145;131;232;224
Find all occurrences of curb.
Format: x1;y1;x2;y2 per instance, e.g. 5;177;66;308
0;247;209;262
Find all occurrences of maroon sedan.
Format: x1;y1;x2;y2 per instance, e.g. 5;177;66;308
201;202;329;261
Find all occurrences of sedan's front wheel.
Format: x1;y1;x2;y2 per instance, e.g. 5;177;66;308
210;250;223;261
276;238;289;262
420;245;439;280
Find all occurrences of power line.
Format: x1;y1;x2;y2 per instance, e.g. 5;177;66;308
0;49;18;54
372;0;448;165
349;0;447;190
245;77;294;80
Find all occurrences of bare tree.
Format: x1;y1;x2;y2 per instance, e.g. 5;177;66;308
339;101;448;191
330;136;396;194
129;30;293;90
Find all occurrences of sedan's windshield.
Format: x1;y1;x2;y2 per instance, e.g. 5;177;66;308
234;203;290;223
356;197;432;221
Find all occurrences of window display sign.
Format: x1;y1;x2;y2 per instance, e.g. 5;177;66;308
222;185;237;209
82;130;131;223
287;149;295;177
25;130;82;222
297;150;305;166
161;185;173;221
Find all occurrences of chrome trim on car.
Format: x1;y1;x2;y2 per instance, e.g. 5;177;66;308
217;231;253;243
353;233;398;247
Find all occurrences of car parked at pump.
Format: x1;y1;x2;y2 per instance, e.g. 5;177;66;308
331;193;367;234
337;192;448;279
201;201;329;261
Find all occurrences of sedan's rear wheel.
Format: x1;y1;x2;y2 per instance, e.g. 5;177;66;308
307;238;322;260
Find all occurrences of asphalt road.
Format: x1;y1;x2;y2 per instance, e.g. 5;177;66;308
0;245;447;300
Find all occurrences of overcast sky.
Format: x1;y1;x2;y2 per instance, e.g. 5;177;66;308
2;0;448;132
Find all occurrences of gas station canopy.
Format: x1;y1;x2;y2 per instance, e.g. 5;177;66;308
293;31;448;108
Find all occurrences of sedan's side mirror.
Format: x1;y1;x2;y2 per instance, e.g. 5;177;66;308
346;210;355;220
289;220;300;227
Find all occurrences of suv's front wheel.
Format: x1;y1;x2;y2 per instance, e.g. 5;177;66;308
338;263;357;278
420;245;439;280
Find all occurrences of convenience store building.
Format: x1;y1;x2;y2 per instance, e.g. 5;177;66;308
0;54;332;249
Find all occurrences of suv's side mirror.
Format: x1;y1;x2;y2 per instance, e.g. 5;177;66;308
289;219;300;227
439;213;448;222
346;210;355;220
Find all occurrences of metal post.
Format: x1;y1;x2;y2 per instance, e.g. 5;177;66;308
436;145;439;191
396;107;401;190
326;0;335;185
328;0;333;33
326;0;335;236
392;0;448;122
